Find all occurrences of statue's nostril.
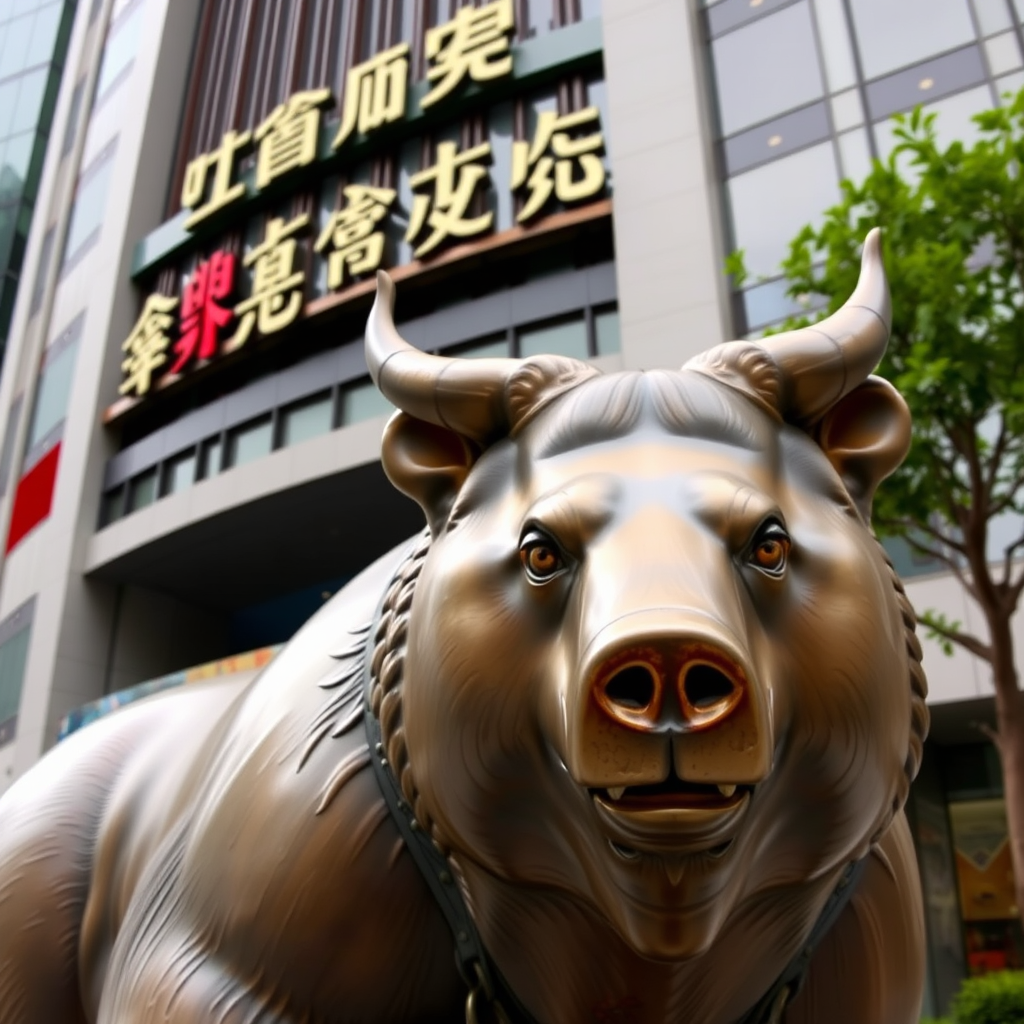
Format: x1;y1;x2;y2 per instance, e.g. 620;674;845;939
683;664;737;710
604;665;657;711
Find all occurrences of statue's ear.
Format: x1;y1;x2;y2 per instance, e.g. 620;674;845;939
814;377;911;520
381;412;478;537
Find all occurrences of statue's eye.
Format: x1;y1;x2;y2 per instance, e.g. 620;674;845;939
520;531;566;583
748;521;790;577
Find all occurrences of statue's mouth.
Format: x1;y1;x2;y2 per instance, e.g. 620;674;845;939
589;775;752;857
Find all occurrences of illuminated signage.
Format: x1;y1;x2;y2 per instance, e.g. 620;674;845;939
118;0;607;401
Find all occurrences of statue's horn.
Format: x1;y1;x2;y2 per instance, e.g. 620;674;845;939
759;227;891;425
365;271;522;443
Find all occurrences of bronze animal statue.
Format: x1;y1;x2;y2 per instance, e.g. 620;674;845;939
0;229;928;1023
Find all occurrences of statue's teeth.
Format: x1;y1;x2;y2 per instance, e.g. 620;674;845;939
607;786;625;801
717;784;737;798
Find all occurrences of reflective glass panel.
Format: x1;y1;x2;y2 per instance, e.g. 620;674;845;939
9;67;47;135
837;127;872;183
811;0;857;91
164;450;197;495
228;417;273;467
343;380;394;423
201;437;223;477
0;14;32;79
973;0;1012;35
281;393;333;445
24;3;62;69
711;4;824;136
95;0;145;102
62;147;115;265
27;336;78;448
850;0;976;79
519;316;588;359
0;625;30;731
128;468;157;512
101;484;125;526
450;335;508;359
875;85;992;162
594;308;620;356
727;142;840;278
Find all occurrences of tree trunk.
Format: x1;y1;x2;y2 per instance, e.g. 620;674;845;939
987;613;1024;929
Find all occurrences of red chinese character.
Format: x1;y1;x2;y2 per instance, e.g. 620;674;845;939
170;251;236;374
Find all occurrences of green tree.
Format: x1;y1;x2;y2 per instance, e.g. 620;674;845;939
727;90;1024;922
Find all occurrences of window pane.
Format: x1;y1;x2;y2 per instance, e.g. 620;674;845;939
0;78;18;138
811;0;857;91
594;308;620;355
974;0;1012;35
228;416;273;467
875;85;992;162
9;67;47;135
851;0;976;79
61;78;85;157
62;147;115;266
1;131;32;195
101;484;125;525
450;335;508;358
727;142;840;278
127;468;157;512
0;14;33;79
164;450;196;494
711;4;825;136
519;316;588;359
342;380;394;423
27;336;78;448
865;45;987;121
96;0;145;102
201;436;222;477
837;126;872;183
281;393;332;446
0;625;30;733
25;3;62;69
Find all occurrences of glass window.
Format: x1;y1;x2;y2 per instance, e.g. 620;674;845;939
875;85;993;163
811;0;857;91
0;77;18;138
707;0;796;36
722;100;831;175
163;450;197;495
200;436;223;478
342;380;394;424
0;394;22;497
2;131;33;194
8;67;47;135
62;145;115;267
27;335;78;449
24;3;63;70
0;13;33;79
101;484;125;526
281;393;333;446
974;0;1012;35
837;127;872;184
711;4;825;136
985;32;1023;76
727;141;840;278
594;307;620;356
525;0;554;35
95;0;145;103
519;316;588;359
227;416;273;467
450;335;509;359
0;622;31;741
127;468;157;512
865;45;987;121
831;89;864;132
850;0;976;79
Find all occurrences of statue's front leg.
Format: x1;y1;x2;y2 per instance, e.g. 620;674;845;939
785;811;925;1024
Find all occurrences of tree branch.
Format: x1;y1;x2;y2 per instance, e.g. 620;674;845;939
919;612;993;662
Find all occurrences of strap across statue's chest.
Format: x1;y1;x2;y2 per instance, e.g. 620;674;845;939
361;576;864;1024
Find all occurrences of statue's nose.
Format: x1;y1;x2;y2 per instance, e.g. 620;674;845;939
593;640;747;734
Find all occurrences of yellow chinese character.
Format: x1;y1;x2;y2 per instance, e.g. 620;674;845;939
421;0;514;109
120;294;179;397
232;214;310;344
315;185;396;290
253;89;332;191
511;107;606;223
181;129;251;231
333;44;409;149
406;141;493;258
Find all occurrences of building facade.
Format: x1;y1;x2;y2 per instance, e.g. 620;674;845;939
0;0;1022;1014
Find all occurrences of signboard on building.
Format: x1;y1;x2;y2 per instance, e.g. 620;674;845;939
112;1;608;415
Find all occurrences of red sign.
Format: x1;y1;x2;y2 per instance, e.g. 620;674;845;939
170;250;236;375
